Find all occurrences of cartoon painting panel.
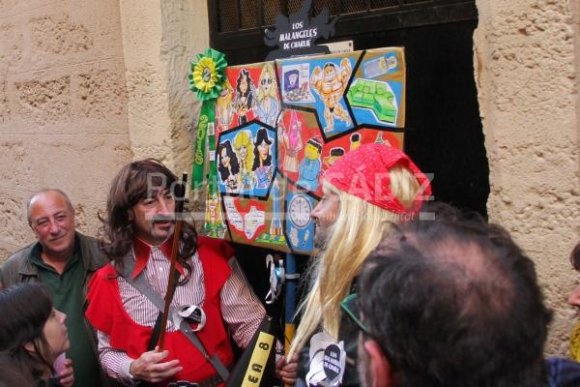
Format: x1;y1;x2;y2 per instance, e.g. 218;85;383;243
218;66;260;132
222;174;289;252
254;62;282;127
278;62;316;105
217;123;277;198
348;47;406;128
278;109;324;188
201;47;407;256
204;193;228;240
277;51;362;139
223;196;268;244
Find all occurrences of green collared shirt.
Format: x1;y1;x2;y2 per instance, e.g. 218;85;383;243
31;237;100;387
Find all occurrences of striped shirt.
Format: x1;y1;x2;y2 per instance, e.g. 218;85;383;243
96;243;265;382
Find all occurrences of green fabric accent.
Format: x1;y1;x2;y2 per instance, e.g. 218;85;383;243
189;48;227;191
206;102;218;196
192;101;215;190
31;242;101;387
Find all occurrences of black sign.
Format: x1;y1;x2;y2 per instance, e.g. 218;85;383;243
322;344;343;381
264;0;338;60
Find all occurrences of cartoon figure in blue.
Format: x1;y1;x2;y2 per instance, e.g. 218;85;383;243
252;127;274;190
284;70;299;93
297;138;322;191
310;58;352;134
255;63;280;127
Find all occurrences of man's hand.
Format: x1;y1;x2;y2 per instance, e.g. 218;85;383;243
129;347;183;383
276;354;298;385
57;358;74;387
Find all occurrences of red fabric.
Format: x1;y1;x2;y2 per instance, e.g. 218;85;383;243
323;143;432;215
131;236;184;278
86;237;235;386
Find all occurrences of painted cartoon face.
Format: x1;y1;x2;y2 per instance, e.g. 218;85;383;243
289;73;298;87
238;145;248;161
261;73;273;91
240;75;248;93
258;140;270;161
305;143;320;160
220;147;231;168
324;64;337;82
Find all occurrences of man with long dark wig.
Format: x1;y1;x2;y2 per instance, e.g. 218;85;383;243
86;159;266;386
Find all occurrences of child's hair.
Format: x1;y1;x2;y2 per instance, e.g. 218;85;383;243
0;283;55;381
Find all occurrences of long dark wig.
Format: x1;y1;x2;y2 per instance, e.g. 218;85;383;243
252;127;273;171
218;140;241;181
98;159;197;278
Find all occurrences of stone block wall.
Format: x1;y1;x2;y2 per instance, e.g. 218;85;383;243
0;0;132;258
475;0;580;354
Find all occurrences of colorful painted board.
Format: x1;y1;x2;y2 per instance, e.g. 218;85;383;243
201;47;406;254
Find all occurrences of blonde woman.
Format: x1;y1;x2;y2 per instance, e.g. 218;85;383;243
280;143;431;386
255;62;280;127
233;130;254;191
216;79;234;132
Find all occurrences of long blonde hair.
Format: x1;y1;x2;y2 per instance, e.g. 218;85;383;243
257;62;277;102
289;166;422;357
233;130;254;172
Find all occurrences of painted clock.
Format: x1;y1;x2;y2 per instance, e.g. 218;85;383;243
288;194;312;228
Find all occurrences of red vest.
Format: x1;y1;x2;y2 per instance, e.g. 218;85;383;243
86;237;235;385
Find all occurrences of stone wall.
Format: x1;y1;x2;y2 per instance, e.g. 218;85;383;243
0;0;132;258
474;0;580;354
0;0;209;261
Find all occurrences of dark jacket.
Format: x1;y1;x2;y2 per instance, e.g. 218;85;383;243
0;232;106;290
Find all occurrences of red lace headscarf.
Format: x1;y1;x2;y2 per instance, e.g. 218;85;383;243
323;143;432;215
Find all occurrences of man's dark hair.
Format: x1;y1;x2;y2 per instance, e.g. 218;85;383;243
99;159;197;275
359;203;553;387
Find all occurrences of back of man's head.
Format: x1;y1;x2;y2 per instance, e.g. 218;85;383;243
359;203;552;387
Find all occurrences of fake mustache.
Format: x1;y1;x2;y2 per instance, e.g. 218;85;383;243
152;214;175;223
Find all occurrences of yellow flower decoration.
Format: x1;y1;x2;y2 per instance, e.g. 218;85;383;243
189;48;227;101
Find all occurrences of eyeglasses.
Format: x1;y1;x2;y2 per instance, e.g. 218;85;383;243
340;293;370;335
341;293;398;371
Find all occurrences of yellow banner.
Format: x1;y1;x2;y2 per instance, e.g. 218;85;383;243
241;331;275;386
